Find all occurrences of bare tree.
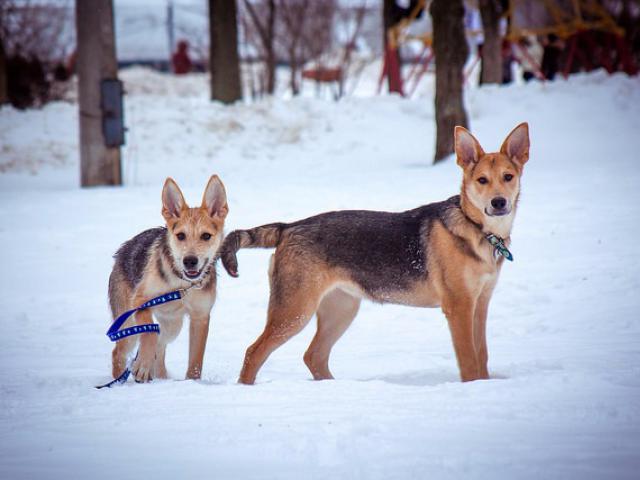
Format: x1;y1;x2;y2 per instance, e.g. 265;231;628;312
479;0;505;84
0;1;73;108
295;2;369;99
209;0;242;103
243;0;276;94
277;0;335;95
0;0;73;63
277;0;308;95
430;0;469;163
609;0;640;66
332;2;376;97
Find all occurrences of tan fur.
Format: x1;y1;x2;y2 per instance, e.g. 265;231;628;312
236;124;529;384
110;175;228;382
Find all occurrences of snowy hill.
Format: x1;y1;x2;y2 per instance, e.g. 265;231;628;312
1;69;639;479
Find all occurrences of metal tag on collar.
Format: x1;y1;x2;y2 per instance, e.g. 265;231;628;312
181;278;204;295
485;234;514;262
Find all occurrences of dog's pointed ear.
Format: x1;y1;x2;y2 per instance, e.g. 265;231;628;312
455;126;485;169
201;175;228;219
500;122;530;167
162;177;187;221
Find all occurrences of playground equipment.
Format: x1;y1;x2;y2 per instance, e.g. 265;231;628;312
505;0;638;78
379;0;637;95
300;5;368;99
378;0;428;96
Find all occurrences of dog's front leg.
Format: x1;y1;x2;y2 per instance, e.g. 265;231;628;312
442;296;480;382
473;285;495;380
186;314;210;380
130;308;158;383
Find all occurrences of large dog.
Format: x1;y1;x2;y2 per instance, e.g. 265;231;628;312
108;175;228;382
220;124;529;384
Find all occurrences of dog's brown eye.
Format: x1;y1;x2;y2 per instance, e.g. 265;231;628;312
201;232;212;241
176;232;186;241
477;177;488;185
504;173;514;182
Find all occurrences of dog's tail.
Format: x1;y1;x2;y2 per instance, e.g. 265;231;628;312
219;223;287;277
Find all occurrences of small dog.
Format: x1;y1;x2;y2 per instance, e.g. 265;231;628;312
108;175;228;382
220;123;529;384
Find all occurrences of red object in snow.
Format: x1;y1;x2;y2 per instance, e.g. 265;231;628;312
172;40;192;75
301;67;342;83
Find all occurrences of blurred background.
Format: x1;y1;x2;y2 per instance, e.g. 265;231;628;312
1;2;638;107
1;0;639;180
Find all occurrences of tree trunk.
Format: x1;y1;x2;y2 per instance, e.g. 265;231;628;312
289;52;299;95
265;0;276;94
209;0;242;103
0;36;7;105
76;0;122;186
430;0;469;163
243;0;276;95
479;0;502;85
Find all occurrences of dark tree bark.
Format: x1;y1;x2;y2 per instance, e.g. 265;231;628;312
479;0;503;85
430;0;469;163
209;0;242;103
0;36;7;105
265;0;276;93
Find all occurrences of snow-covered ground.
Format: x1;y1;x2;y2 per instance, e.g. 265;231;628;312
1;69;639;479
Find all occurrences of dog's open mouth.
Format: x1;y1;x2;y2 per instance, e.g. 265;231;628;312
485;207;511;217
183;267;203;280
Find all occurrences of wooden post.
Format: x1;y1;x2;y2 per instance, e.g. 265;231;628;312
76;0;122;187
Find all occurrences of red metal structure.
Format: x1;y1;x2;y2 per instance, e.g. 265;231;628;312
505;0;638;78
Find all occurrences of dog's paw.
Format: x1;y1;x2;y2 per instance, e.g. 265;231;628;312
132;354;154;383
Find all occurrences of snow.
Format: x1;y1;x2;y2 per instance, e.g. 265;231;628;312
1;68;640;479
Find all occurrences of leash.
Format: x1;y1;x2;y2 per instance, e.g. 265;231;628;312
95;289;183;389
96;262;214;389
95;272;210;389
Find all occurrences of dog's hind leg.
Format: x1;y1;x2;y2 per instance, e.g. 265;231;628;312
238;297;317;385
304;288;361;380
238;257;328;385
